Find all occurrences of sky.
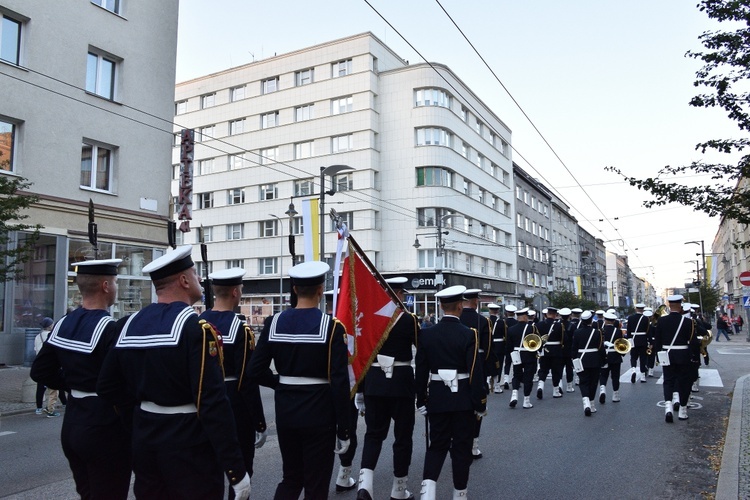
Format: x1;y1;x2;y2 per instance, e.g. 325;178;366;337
175;0;737;293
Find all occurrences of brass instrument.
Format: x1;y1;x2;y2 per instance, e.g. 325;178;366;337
522;333;543;352
700;334;712;356
646;345;653;356
540;333;550;343
614;337;631;354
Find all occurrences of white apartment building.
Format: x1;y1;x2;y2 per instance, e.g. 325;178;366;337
0;1;179;363
171;33;518;324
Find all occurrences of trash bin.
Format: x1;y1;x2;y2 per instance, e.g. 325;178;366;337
24;328;41;367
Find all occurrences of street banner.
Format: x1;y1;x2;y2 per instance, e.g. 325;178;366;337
301;198;319;261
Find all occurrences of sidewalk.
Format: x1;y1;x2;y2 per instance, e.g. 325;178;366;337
0;365;38;416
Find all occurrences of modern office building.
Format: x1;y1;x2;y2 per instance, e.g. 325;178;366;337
0;0;179;363
171;32;519;324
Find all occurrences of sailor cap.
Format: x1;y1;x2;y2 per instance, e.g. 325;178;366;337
463;288;481;299
635;303;646;309
667;294;683;303
643;310;654;317
385;277;409;291
435;285;466;303
487;303;501;310
581;310;593;321
559;307;572;316
289;261;329;286
528;310;537;317
595;309;605;315
542;308;548;315
208;267;245;286
546;306;558;313
143;245;194;281
603;312;617;320
515;307;529;316
71;258;123;276
571;308;583;314
682;303;693;313
505;304;518;313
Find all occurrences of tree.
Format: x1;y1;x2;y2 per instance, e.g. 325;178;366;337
607;0;750;244
0;174;41;281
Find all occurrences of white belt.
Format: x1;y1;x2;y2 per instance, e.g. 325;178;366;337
493;339;505;342
140;401;197;414
545;341;561;345
478;349;485;353
514;347;532;352
224;376;238;382
371;361;411;367
632;332;647;336
578;348;598;353
279;376;328;385
666;345;688;350
430;373;470;381
70;389;97;398
430;371;469;393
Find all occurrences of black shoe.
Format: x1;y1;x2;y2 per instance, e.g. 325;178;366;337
390;494;414;500
536;388;543;399
665;411;673;423
509;399;517;408
585;407;591;416
599;392;606;404
357;489;373;500
472;451;483;460
336;482;357;493
631;372;636;384
503;381;510;390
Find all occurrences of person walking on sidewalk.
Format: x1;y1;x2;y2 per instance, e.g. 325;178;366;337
716;314;731;341
33;317;67;417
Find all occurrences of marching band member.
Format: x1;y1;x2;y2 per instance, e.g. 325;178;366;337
571;311;604;416
598;311;625;404
506;308;539;409
563;308;582;392
486;303;501;391
627;303;651;383
501;305;518;390
416;286;485;499
644;307;657;376
536;307;565;399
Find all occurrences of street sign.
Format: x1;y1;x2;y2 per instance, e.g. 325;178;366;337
744;296;750;308
405;295;414;307
740;271;750;286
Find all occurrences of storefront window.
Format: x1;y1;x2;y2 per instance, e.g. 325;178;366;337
14;234;56;328
68;239;113;265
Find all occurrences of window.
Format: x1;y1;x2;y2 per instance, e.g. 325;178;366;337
199;125;214;141
332;59;352;78
331;211;354;231
295;68;314;86
415;128;451;147
227;188;245;205
544;228;550;241
461;142;469;159
418;249;436;269
261;111;279;129
504;201;511;216
461;106;468;122
475;153;483;169
197;192;213;209
500;139;509;156
480;258;488;274
86;51;117;100
80;142;113;191
332;134;352;153
417;208;455;228
229;154;244;170
295;141;314;159
227;259;243;269
230;119;245;135
516;186;522;200
261;77;278;94
260;183;278;200
334;174;352;192
415;88;450;108
331;96;353;115
503;170;510;186
198;158;214;175
517;214;523;229
259;147;277;164
291;217;304;235
523;191;529;205
231;85;246;101
524;217;530;232
227;224;244;240
201;227;214;242
201;93;216;109
465;255;472;272
175;100;187;115
475;120;483;135
416;167;453;187
295;104;314;122
196;261;213;277
372;56;378;73
294;179;314;197
0;119;16;172
259;257;277;275
463;178;470;196
517;243;524;256
91;0;121;14
260;220;278;237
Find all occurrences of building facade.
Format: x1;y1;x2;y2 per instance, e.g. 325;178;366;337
0;0;179;363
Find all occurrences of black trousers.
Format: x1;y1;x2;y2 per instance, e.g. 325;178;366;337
361;396;415;477
537;356;564;386
599;362;622;390
647;348;656;369
564;356;575;383
503;352;512;376
423;410;474;490
630;345;648;373
226;382;256;478
578;367;600;400
61;420;131;500
662;364;694;406
339;400;359;468
512;360;536;396
274;424;336;500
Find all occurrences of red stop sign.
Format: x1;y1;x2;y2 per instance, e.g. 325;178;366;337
740;271;750;286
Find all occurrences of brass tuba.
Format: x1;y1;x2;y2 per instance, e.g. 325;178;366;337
614;337;631;354
522;333;543;352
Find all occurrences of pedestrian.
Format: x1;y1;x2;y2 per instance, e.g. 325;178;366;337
33;317;67;417
356;277;418;500
31;259;131;499
716;314;731;341
734;314;744;334
247;261;350;500
571;311;605;416
97;245;251;499
415;285;485;499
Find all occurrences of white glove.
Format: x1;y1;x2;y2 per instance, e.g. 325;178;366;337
604;341;614;348
417;405;427;416
354;393;365;416
231;473;251;500
474;409;487;419
254;430;267;449
334;438;350;455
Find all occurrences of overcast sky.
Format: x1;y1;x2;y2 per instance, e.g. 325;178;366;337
175;0;734;293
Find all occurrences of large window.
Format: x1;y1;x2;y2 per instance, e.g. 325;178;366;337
1;15;21;65
80;142;113;191
230;119;245;135
295;68;314;86
231;85;246;101
200;93;215;109
227;188;245;205
416;167;453;187
331;96;353;115
260;220;278;237
259;147;277;164
332;59;352;78
262;77;278;94
197;192;213;209
199;125;214;141
415;127;451;147
261;111;279;129
229;153;245;170
295;141;314;159
415;88;450;108
259;257;277;275
227;259;243;269
417;208;455;228
291;217;304;235
227;224;244;240
260;183;278;200
294;179;313;196
332;134;352;153
295;104;314;122
0;119;16;172
331;212;354;231
198;158;214;175
334;174;352;192
86;51;117;100
91;0;122;14
175;100;187;115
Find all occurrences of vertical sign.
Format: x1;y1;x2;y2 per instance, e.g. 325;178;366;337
178;129;194;233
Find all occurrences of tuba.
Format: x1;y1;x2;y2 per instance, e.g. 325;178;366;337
522;333;543;352
614;337;631;354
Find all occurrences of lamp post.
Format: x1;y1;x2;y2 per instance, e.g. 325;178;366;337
685;259;703;312
685;240;706;286
413;212;461;319
319;165;354;263
284;199;298;267
270;214;283;313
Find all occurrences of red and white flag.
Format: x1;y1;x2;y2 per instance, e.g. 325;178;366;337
336;238;403;395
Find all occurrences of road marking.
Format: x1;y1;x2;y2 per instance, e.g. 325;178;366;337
715;349;750;355
0;431;16;437
654;368;723;387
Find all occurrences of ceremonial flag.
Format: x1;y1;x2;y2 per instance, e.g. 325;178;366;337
336;237;403;395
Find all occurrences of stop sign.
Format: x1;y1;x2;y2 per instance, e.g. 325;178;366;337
740;271;750;286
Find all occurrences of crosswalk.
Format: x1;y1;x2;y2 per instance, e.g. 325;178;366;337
618;367;723;387
0;431;17;437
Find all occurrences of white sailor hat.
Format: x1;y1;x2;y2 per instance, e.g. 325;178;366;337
542;308;548;315
463;288;481;299
289;261;329;286
71;258;122;276
546;306;558;313
635;303;646;309
559;307;572;316
143;245;194;281
571;307;583;314
643;310;654;317
682;303;693;313
435;285;466;303
644;306;653;311
487;303;501;310
515;307;529;316
606;308;616;315
385;276;409;291
603;311;617;320
581;310;593;321
595;309;605;315
208;267;245;286
505;304;518;313
667;294;683;302
528;310;537;317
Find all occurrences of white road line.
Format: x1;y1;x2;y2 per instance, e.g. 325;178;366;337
0;431;17;437
654;368;723;387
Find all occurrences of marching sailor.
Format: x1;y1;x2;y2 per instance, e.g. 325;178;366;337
416;286;485;500
627;303;651;383
598;311;625;404
97;246;251;499
357;277;419;500
536;306;565;399
571;311;605;416
506;308;539;409
500;305;517;390
31;259;131;499
486;303;501;391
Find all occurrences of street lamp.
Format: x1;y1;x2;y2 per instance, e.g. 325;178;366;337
685;240;706;286
284;199;298;267
413;212;461;319
685;259;703;312
270;214;283;312
319;165;354;263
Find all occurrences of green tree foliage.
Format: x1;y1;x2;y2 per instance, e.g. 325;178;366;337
0;174;41;281
607;0;750;241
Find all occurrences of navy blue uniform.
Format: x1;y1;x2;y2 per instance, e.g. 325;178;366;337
506;321;539;397
654;312;701;407
599;324;625;391
571;325;604;402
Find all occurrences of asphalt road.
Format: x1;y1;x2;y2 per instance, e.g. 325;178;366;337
1;336;747;499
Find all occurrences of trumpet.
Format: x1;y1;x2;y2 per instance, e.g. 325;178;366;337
522;333;543;352
614;338;631;354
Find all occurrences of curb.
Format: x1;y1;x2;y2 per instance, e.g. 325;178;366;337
716;373;748;499
0;407;37;418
